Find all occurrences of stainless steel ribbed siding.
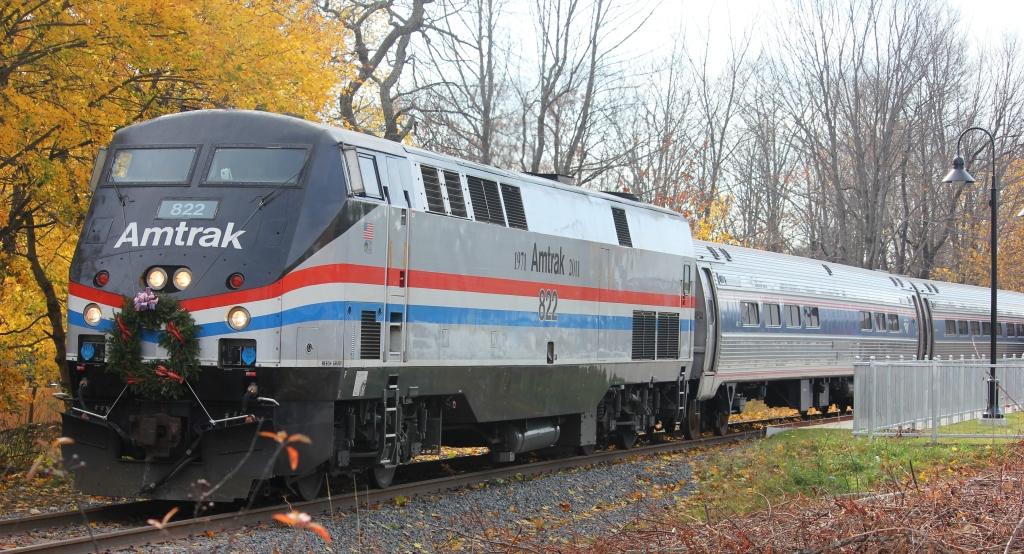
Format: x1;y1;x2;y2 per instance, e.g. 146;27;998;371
695;241;918;394
913;277;1024;359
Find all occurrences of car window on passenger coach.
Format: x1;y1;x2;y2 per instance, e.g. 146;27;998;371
109;147;196;184
859;311;872;331
805;307;820;328
741;302;759;326
204;147;308;185
786;305;801;327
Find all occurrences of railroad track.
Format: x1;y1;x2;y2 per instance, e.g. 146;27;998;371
0;501;160;537
3;420;840;553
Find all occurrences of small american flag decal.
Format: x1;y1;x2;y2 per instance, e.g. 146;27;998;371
362;222;375;240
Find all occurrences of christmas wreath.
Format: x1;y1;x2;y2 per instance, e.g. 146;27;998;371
105;288;201;399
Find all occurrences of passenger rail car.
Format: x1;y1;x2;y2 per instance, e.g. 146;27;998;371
61;110;701;500
915;278;1024;360
691;241;1024;415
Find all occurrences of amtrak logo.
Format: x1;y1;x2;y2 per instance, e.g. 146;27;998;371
113;222;245;249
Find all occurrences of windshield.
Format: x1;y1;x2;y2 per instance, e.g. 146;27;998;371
109;148;196;184
205;147;308;185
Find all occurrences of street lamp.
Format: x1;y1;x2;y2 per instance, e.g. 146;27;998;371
942;126;1003;420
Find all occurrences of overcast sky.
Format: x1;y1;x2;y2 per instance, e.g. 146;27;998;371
670;0;1022;65
502;0;1024;73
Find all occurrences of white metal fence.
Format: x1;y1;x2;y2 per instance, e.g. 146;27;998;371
853;356;1024;441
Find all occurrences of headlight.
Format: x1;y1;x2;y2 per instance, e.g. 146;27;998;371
227;306;250;330
146;267;167;290
173;268;192;290
84;303;102;326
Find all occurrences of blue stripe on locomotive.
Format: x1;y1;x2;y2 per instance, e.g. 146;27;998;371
69;302;694;343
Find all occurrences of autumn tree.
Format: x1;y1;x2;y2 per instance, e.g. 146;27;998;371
0;0;347;418
319;0;451;142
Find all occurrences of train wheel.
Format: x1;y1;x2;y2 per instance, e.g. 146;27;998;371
577;444;595;456
709;393;730;436
615;430;637;449
288;468;325;500
368;464;396;489
683;397;701;440
710;404;729;436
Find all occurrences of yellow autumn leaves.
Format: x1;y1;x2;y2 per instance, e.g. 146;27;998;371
0;0;352;413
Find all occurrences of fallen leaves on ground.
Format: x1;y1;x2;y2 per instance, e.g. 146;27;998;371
444;441;1024;552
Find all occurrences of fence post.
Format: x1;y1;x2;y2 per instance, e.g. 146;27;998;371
931;358;939;444
868;357;876;440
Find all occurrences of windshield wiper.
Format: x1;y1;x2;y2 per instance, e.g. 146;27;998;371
238;166;305;231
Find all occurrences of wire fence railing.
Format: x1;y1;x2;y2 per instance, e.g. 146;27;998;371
853;356;1024;442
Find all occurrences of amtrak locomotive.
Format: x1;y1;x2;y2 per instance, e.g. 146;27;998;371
61;110;1024;501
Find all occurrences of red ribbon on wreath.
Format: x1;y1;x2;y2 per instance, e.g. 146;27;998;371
165;320;185;344
115;314;133;341
154;364;184;384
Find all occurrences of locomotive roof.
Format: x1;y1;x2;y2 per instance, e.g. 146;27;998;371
115;109;680;218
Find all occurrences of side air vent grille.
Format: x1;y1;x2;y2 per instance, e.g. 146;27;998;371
442;170;467;217
359;310;380;360
483;179;505;224
612;207;632;247
656;312;680;359
631;310;656;360
419;165;446;214
501;184;528;230
467;176;506;225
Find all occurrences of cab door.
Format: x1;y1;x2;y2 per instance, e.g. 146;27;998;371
380;155;411;362
339;147;409;365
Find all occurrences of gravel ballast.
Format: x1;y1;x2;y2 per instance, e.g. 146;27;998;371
144;448;706;553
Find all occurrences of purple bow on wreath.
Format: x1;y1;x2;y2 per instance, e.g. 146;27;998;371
133;288;159;311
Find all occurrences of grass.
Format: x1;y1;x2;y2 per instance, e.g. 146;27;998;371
683;421;1010;519
937;410;1024;436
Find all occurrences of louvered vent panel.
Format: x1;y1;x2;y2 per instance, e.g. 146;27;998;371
482;179;506;225
501;184;528;229
359;310;381;360
612;207;632;247
442;170;468;217
466;176;489;221
631;310;656;360
419;165;446;214
656;312;680;359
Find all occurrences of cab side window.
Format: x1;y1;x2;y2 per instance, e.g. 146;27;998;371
357;154;384;199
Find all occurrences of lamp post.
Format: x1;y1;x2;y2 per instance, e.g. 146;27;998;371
942;126;1002;420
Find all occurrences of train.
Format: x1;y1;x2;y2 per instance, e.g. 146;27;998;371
59;110;1024;502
